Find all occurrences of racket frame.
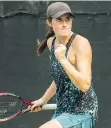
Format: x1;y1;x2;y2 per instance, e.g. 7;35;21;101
0;92;56;122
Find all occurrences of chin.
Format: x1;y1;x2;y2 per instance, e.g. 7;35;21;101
59;31;71;36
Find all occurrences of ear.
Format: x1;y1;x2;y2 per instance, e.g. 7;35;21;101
46;20;52;27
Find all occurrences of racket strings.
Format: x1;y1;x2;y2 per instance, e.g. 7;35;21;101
0;95;22;118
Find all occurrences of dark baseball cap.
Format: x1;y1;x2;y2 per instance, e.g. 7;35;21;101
46;2;74;19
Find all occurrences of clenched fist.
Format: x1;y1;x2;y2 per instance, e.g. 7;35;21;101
54;44;67;62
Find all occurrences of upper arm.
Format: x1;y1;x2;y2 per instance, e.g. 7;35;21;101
73;36;92;83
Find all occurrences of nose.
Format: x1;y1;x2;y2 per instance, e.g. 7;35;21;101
63;21;67;27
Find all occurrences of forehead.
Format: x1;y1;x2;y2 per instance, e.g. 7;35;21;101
57;13;72;19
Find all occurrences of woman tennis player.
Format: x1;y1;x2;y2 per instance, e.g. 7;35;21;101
29;2;98;128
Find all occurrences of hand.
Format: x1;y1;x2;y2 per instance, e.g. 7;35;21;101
28;98;46;112
54;44;66;62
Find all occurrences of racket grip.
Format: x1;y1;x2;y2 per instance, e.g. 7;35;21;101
42;104;57;110
23;104;57;113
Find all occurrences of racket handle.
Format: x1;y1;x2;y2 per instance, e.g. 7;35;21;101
23;104;57;113
42;104;57;110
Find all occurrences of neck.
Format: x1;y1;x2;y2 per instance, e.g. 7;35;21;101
55;32;73;45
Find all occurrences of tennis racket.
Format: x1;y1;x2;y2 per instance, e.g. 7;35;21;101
0;92;57;122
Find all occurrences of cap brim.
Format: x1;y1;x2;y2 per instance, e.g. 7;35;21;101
51;11;75;19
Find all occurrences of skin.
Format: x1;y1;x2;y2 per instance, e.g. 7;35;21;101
46;13;73;44
47;13;92;92
30;13;92;128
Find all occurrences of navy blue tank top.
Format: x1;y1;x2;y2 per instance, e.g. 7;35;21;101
50;33;98;120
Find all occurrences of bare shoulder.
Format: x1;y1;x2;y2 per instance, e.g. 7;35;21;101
72;34;92;54
47;36;55;52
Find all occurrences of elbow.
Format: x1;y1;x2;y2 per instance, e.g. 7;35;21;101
80;80;91;93
81;85;90;93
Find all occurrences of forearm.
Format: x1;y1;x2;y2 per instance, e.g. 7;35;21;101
41;81;56;103
59;58;91;92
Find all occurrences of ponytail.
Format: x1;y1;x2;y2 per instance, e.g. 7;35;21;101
37;27;55;56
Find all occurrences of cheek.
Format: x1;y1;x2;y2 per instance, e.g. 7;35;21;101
69;21;72;28
52;24;60;34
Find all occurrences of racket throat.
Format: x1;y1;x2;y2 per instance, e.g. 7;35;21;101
19;98;32;106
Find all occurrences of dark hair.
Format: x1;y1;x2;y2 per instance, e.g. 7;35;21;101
37;18;55;56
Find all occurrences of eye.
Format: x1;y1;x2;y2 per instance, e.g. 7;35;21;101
56;18;61;22
66;17;71;21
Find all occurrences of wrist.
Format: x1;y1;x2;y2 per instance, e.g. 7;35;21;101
59;58;68;64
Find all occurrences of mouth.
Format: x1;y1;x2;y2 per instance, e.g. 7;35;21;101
61;28;69;30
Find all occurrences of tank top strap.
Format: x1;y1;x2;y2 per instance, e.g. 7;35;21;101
51;33;77;56
51;37;56;55
66;33;77;54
